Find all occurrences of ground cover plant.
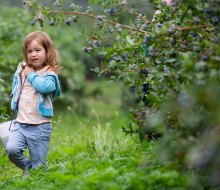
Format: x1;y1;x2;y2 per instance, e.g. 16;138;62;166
1;81;196;190
0;0;220;189
25;0;220;187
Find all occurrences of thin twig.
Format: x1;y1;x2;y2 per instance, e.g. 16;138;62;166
48;10;147;34
177;25;209;31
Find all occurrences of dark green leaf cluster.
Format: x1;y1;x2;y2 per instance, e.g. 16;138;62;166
27;0;220;187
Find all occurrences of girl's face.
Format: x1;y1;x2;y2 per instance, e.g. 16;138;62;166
26;40;46;71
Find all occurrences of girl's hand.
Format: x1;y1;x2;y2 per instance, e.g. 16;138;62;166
23;66;34;77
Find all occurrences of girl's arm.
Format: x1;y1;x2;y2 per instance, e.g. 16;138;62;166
27;71;57;94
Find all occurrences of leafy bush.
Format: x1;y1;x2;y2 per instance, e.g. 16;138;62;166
9;0;220;187
0;7;29;121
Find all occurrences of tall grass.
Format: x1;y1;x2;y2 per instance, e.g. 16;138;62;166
0;80;200;190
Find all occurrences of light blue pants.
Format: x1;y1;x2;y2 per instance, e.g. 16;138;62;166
6;122;52;170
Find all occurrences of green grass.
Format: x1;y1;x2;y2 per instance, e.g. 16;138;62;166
0;80;198;190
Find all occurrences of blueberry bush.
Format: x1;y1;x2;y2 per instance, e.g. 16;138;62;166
24;0;220;187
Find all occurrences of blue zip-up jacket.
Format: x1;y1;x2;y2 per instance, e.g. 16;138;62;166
11;62;61;117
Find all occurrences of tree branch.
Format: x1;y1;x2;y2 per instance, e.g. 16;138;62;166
48;10;147;34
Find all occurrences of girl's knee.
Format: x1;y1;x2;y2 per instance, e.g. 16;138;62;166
6;146;20;158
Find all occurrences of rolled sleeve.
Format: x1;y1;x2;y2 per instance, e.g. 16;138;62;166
27;71;56;94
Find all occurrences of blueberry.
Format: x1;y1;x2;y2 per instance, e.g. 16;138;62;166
93;40;101;48
193;17;200;24
114;56;121;62
129;86;135;94
107;8;117;15
39;20;43;27
169;37;176;45
83;47;92;53
148;47;155;58
211;16;219;25
30;19;36;26
48;19;55;26
204;7;212;15
139;69;149;76
72;16;78;23
167;24;176;35
96;15;105;22
142;95;147;106
65;18;72;25
200;54;208;61
23;0;31;6
141;83;150;94
121;53;128;61
189;31;197;38
156;23;163;28
143;36;151;44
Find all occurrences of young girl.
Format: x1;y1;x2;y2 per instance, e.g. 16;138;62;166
6;31;61;175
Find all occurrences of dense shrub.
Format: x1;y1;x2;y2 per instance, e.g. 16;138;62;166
5;0;220;187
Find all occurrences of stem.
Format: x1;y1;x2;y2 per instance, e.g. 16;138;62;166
48;10;147;34
177;24;209;31
48;10;210;35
